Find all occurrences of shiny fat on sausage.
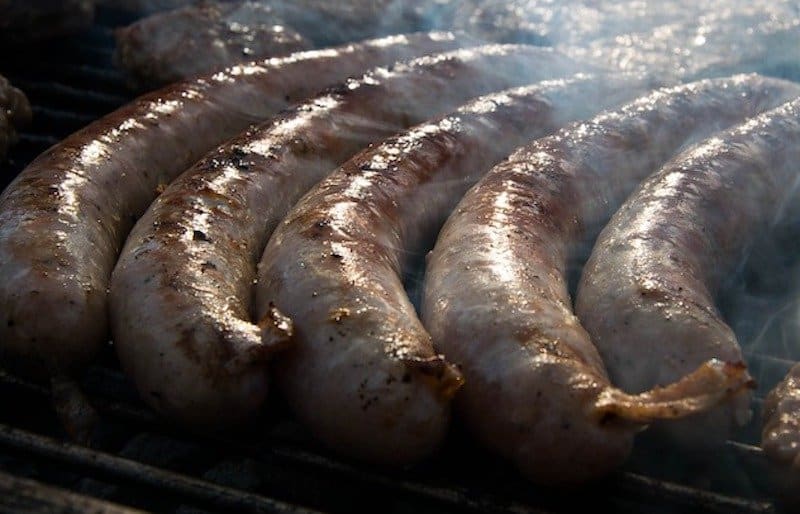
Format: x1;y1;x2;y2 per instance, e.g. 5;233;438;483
764;361;800;467
253;73;655;466
110;44;587;429
571;99;800;447
0;32;468;378
421;75;800;484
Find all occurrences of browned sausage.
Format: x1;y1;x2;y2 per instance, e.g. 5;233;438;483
252;73;655;465
114;2;312;89
0;75;31;161
421;75;799;484
0;32;468;378
764;361;800;467
110;45;586;429
578;98;800;448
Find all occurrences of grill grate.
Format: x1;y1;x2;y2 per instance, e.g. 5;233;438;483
0;470;144;514
0;366;782;514
0;6;798;514
1;9;135;190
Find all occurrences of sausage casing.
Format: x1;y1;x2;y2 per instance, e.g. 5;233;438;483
0;32;467;378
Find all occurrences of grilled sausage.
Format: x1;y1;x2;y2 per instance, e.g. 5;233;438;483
0;32;468;379
110;45;586;429
0;75;31;161
764;361;800;467
572;98;800;447
114;2;312;89
252;73;655;466
104;0;426;44
421;75;800;484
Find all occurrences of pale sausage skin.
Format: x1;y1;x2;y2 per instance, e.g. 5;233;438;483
0;32;467;378
764;361;800;467
578;99;800;447
422;75;799;484
253;73;654;466
110;44;586;429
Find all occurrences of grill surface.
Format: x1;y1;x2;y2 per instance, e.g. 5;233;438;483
1;6;799;514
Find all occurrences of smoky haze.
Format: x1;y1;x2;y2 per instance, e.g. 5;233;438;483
400;0;800;449
101;0;800;81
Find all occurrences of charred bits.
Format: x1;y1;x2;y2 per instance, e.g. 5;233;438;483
229;145;252;170
329;307;350;323
302;218;332;239
192;229;211;242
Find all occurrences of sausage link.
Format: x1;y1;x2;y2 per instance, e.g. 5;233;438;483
572;98;800;445
0;75;31;161
113;2;313;89
421;75;799;484
254;73;654;466
110;45;586;429
764;361;800;467
0;32;467;378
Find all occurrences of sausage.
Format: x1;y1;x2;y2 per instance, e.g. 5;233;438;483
0;74;31;161
252;72;656;466
0;32;468;379
764;361;800;467
572;98;800;446
114;1;313;89
578;98;800;447
421;75;800;484
110;45;587;429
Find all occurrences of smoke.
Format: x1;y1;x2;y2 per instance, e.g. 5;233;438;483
414;1;800;82
100;0;800;84
721;212;800;399
563;2;800;80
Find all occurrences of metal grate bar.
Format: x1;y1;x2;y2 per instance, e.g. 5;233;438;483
263;444;551;514
30;106;98;129
14;64;127;93
263;440;776;514
0;469;144;514
16;133;61;147
616;472;774;514
0;369;550;514
726;441;798;503
0;368;775;514
75;368;783;514
70;42;115;60
8;79;129;111
0;424;319;514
